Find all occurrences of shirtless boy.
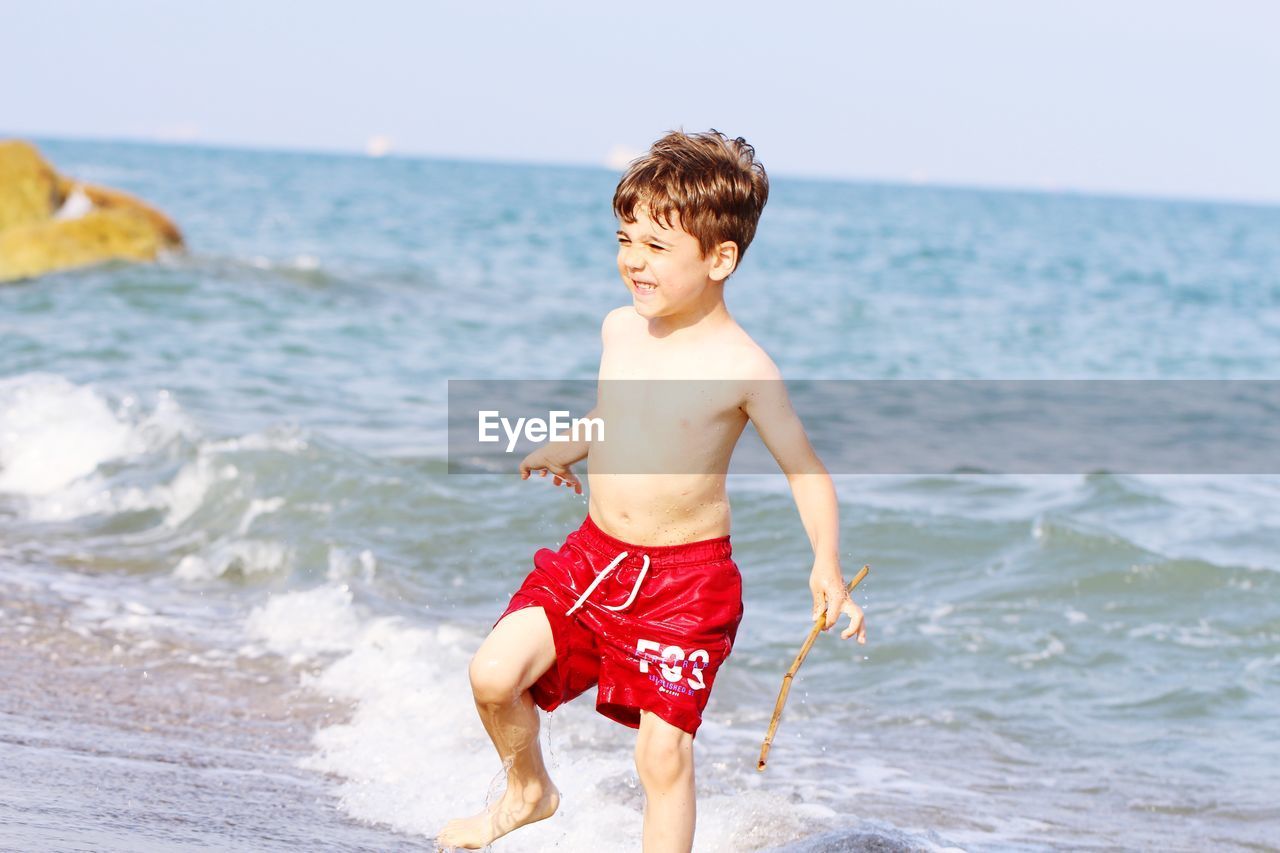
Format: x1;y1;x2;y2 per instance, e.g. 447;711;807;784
438;130;867;852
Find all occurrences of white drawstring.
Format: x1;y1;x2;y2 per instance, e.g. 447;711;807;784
603;554;649;612
565;552;651;616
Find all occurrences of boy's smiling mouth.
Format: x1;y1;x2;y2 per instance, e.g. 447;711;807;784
631;278;657;293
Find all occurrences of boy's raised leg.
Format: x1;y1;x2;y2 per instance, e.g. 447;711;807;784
634;709;696;853
437;605;561;849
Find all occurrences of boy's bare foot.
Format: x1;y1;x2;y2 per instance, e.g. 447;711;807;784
436;781;560;850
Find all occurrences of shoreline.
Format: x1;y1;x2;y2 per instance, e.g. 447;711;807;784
0;561;436;852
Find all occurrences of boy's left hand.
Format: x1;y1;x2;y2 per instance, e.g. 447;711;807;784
810;564;867;644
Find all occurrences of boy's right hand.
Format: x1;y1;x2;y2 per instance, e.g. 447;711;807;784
519;448;582;495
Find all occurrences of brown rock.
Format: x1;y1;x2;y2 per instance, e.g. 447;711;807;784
0;140;184;282
0;140;63;232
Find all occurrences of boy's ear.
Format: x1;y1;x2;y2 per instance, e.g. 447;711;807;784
709;240;739;282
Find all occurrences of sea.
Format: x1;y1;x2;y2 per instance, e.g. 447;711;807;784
1;138;1278;852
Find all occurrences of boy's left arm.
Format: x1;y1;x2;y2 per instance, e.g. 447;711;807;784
742;374;867;644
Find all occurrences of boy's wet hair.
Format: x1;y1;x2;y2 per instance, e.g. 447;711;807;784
613;129;769;264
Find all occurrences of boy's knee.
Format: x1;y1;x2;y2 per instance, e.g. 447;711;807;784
468;652;520;706
634;727;693;789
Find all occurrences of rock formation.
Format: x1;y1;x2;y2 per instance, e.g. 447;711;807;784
0;140;184;282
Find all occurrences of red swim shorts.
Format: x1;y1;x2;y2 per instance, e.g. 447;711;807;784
495;515;744;737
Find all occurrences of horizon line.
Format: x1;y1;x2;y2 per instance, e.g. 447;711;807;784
7;129;1279;213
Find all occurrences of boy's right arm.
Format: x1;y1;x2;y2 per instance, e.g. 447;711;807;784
518;307;628;495
518;411;594;494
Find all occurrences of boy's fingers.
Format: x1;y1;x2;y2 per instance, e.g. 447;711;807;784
813;593;839;628
841;601;867;642
842;625;868;643
827;602;841;629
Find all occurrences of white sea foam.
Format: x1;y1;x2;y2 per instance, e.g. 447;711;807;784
72;593;174;637
240;584;865;851
205;428;309;455
174;539;292;582
237;496;287;536
25;450;238;526
0;374;198;521
22;475;149;522
164;489;293;582
165;456;238;527
326;546;377;583
0;374;140;496
1007;633;1066;667
0;375;319;542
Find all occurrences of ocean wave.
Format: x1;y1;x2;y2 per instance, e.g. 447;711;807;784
237;581;945;851
0;373;356;586
174;538;293;582
0;373;193;500
154;250;442;295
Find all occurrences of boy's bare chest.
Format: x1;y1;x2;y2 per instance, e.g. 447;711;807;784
599;336;742;381
597;345;747;441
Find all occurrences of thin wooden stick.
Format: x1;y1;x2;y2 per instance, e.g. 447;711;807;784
757;564;869;771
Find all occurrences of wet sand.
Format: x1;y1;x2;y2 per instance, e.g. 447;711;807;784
0;567;436;853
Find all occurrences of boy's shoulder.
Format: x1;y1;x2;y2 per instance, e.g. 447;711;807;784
601;305;781;381
715;323;782;381
601;305;636;340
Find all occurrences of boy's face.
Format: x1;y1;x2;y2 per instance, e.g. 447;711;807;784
616;206;727;320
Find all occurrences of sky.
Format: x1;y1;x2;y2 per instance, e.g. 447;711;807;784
4;0;1278;205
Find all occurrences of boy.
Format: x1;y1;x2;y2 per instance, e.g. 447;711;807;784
438;130;867;852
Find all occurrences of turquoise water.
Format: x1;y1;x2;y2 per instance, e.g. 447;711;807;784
1;138;1279;851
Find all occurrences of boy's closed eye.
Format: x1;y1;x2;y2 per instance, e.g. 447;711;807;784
616;236;669;252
